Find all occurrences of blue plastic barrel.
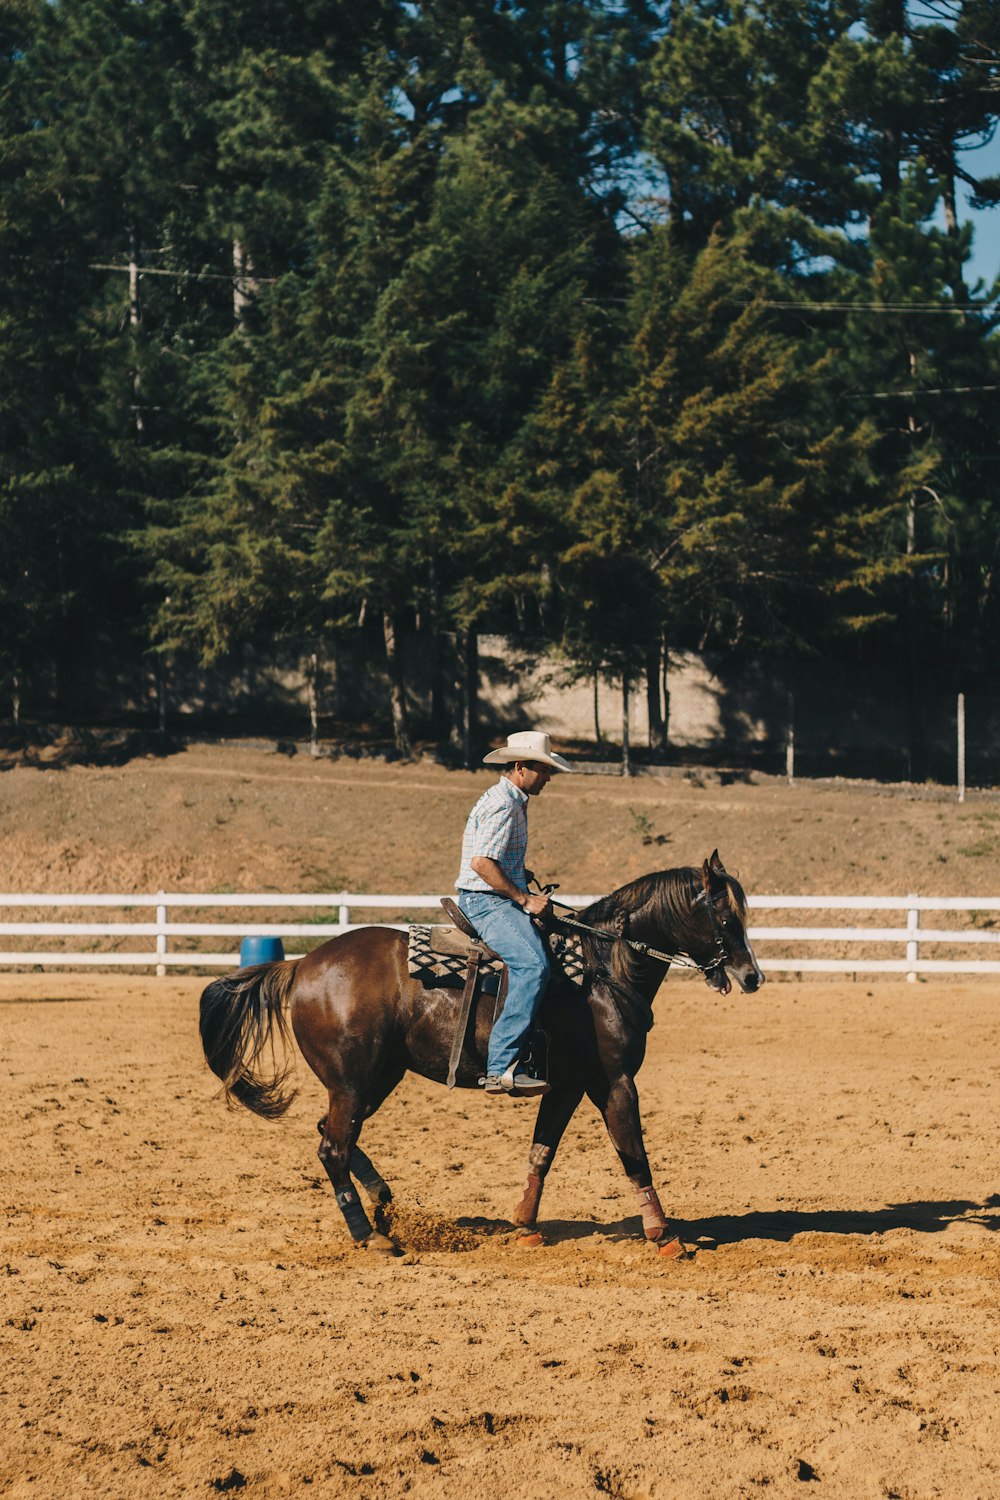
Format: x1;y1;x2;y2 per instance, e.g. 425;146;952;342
239;935;286;967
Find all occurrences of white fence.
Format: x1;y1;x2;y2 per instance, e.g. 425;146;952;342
748;894;1000;977
1;891;1000;978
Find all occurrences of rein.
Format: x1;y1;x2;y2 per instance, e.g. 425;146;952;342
548;892;727;977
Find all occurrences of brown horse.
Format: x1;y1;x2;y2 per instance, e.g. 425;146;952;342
199;851;764;1256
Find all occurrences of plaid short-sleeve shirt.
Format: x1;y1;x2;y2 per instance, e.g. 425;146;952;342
456;776;529;892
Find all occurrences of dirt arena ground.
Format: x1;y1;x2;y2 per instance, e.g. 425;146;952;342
2;745;999;1497
3;971;999;1500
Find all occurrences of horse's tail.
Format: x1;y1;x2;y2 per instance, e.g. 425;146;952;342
199;960;300;1119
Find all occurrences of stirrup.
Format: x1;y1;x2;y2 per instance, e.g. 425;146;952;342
480;1069;549;1098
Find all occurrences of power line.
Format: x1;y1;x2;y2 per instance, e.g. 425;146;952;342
0;254;277;285
90;261;278;284
2;259;995;306
849;384;1000;399
731;298;999;315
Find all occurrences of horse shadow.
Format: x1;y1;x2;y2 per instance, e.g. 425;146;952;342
675;1196;1000;1247
457;1196;1000;1248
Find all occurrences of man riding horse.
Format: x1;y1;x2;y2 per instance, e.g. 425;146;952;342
200;728;766;1253
455;729;574;1099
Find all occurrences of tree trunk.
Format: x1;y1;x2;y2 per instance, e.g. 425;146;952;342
307;650;320;758
870;0;905;199
239;640;254;709
460;629;478;770
645;645;667;761
128;219;144;438
11;668;21;727
904;659;926;782
622;671;631;777
942;170;958;237
428;557;446;739
382;612;413;757
431;637;447;739
593;670;602;745
156;656;167;737
233;239;258;330
940;156;969;303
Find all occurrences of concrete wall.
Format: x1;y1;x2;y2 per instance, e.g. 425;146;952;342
476;639;772;750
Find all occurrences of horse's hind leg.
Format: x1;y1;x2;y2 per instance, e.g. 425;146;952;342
589;1075;684;1258
317;1090;396;1253
316;1064;403;1250
314;1127;393;1212
349;1144;392;1210
512;1084;584;1232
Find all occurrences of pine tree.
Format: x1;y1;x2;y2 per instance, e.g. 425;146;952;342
134;5;392;730
526;227;892;724
0;0;136;719
644;0;865;250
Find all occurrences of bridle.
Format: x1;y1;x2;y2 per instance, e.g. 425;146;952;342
692;887;731;980
541;883;731;979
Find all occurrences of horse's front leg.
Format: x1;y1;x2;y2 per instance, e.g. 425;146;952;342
512;1084;585;1232
591;1074;685;1258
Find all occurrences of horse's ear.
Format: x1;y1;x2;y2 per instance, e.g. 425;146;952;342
700;857;713;891
709;849;726;876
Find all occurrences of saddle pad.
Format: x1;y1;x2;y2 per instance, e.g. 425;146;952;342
407;925;504;988
406;924;586;990
548;928;586;988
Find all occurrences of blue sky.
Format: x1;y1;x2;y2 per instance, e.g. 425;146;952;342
955;134;1000;294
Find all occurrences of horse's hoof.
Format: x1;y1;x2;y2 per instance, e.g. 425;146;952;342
516;1230;544;1248
355;1231;397;1254
656;1236;687;1259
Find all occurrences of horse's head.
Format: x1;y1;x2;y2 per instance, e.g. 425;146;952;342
697;851;765;996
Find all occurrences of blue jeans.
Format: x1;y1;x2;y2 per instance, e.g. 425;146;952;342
457;891;551;1076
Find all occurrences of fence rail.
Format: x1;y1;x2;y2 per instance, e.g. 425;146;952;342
1;891;999;978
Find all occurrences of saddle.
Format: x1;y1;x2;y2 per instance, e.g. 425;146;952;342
407;903;506;994
407;900;586;990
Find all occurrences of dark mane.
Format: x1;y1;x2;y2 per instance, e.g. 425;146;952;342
580;866;748;989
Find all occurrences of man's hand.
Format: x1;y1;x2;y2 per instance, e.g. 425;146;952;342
470;855;552;916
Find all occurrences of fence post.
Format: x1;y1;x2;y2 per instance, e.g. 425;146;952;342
957;691;966;804
786;691;795;787
338;895;350;931
906;897;919;983
156;893;167;977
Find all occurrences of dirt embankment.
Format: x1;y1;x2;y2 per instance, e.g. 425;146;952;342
1;741;997;899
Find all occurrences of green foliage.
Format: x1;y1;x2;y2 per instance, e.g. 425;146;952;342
0;0;998;743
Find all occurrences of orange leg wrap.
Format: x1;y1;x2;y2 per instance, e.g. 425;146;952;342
635;1184;670;1242
514;1172;544;1228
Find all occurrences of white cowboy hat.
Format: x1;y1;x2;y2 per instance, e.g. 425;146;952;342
482;730;575;772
